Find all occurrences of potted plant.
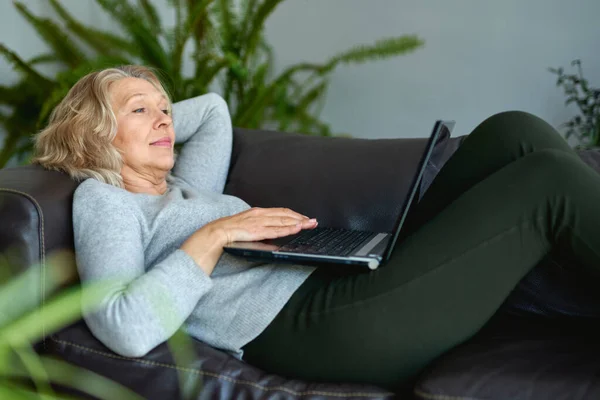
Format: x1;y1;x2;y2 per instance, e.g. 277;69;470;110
549;59;600;150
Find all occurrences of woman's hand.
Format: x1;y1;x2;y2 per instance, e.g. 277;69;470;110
180;207;317;275
212;207;318;245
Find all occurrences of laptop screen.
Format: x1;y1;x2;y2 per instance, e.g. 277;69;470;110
382;120;455;262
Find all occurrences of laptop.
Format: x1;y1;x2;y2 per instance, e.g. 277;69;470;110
223;120;455;270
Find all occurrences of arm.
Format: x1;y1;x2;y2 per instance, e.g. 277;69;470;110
73;182;215;358
171;93;233;194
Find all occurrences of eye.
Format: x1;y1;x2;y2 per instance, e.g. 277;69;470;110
133;108;145;113
162;109;170;115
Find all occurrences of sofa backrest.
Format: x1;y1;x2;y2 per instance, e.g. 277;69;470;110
223;128;459;233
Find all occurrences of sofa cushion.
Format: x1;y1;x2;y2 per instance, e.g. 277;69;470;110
415;313;600;400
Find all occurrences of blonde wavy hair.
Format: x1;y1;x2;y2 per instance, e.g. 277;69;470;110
32;65;172;188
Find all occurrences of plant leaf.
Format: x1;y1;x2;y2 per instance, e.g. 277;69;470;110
242;0;285;63
323;35;424;73
27;53;60;66
295;82;328;116
235;62;328;125
0;277;113;347
217;0;234;50
13;1;86;68
138;0;162;35
48;0;138;59
0;44;53;89
0;382;51;400
11;346;55;397
195;56;234;91
6;354;143;400
171;0;218;91
95;0;170;71
240;0;259;41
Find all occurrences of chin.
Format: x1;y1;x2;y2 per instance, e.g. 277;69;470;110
163;161;175;171
155;158;175;173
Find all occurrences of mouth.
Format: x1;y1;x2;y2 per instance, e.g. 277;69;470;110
150;137;172;147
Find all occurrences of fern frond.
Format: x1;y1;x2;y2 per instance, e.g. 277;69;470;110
242;0;284;63
235;75;293;126
196;56;234;89
0;44;52;88
249;61;269;93
168;0;185;27
267;80;325;133
192;52;213;79
37;86;71;128
49;0;138;58
73;27;140;59
239;0;259;41
235;62;326;125
171;0;215;87
291;108;333;136
294;82;328;117
0;84;11;103
27;53;60;66
0;84;21;107
323;35;424;73
0;129;21;167
185;0;216;52
14;1;86;67
181;0;216;49
0;81;42;109
138;0;162;35
95;0;170;71
218;0;233;49
241;39;273;97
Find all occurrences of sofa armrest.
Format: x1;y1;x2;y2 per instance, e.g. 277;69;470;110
0;164;79;286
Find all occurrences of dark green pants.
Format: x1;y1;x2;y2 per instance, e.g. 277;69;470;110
243;111;600;390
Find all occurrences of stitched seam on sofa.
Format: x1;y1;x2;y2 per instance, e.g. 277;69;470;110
298;216;547;317
413;388;483;400
0;188;46;345
49;336;394;397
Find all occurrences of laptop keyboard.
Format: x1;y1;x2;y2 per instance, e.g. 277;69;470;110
279;227;373;257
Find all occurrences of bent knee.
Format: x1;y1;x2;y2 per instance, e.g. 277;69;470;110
520;148;585;183
482;110;546;127
473;110;566;151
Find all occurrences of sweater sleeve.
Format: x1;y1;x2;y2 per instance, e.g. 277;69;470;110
72;180;214;358
171;93;233;194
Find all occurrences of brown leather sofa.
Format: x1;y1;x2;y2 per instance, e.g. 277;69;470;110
2;126;600;399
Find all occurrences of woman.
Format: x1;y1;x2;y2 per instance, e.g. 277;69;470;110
32;65;600;390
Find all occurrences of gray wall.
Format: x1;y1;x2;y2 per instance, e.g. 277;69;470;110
2;0;599;141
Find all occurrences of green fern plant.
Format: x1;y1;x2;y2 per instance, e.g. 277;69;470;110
0;0;424;167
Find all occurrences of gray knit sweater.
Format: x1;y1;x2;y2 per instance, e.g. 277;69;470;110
73;93;315;359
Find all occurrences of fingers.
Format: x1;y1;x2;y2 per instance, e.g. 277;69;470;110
266;216;314;227
231;208;318;242
242;215;316;241
249;207;311;222
248;207;310;225
261;224;303;240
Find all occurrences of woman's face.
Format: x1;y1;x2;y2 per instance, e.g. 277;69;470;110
110;77;175;177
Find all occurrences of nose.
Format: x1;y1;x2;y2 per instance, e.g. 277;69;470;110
154;108;172;130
